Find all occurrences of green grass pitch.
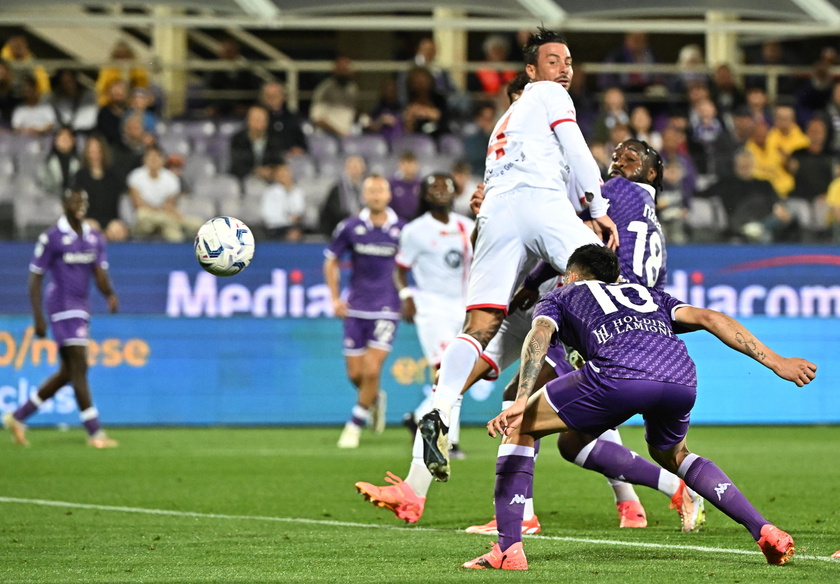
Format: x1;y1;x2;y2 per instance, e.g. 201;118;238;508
1;425;838;583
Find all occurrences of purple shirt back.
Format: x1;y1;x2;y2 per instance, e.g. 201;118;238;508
584;177;667;290
534;281;696;386
30;217;107;316
325;208;404;319
388;174;421;222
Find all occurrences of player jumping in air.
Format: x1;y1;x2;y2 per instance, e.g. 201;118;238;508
3;189;119;448
462;244;815;570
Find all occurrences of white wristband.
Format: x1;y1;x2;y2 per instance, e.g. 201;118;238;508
398;287;413;300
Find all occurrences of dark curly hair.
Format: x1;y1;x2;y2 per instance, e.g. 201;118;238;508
522;27;568;66
566;244;620;283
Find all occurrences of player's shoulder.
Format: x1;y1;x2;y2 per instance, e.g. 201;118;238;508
526;80;570;99
450;212;475;230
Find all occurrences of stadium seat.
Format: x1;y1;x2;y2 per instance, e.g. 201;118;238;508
15;150;47;177
419;155;454;176
366;155;397;177
391;135;437;158
316;156;344;180
232;192;263;226
286;154;317;180
158;134;191;157
438;134;465;159
341;135;388;159
193;174;242;206
298;177;335;230
182;154;217;193
243;175;269;198
686;196;727;242
14;194;62;239
118;194;137;228
178;195;217;220
306;133;340;159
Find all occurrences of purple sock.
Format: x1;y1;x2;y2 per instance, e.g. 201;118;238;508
14;400;40;422
681;455;768;540
83;418;102;436
494;445;535;551
580;439;662;491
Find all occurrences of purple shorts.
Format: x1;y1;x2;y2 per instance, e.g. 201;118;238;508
50;317;89;347
544;363;696;450
343;316;399;356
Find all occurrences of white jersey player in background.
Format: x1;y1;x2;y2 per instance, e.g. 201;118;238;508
418;27;619;482
394;173;479;459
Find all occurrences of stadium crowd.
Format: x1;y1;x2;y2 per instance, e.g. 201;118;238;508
0;31;839;244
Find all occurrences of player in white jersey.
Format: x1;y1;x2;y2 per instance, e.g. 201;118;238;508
419;28;619;483
394;174;476;458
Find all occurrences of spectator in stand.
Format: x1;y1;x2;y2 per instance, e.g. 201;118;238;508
95;40;151;107
261;162;305;241
593;87;630;144
670;44;709;98
567;64;597;140
768;105;810;158
710;64;745;134
825;164;840;242
745;40;800;99
462;101;497;178
310;56;359;137
1;34;50;95
469;34;518;103
228;104;285;183
402;66;450;139
50;69;98;133
628;105;662;151
658;123;696;244
397;37;457;108
11;74;55;135
795;48;837;125
74;134;129;242
258;81;307;157
0;59;19;127
203;37;263;119
605;123;633;159
450;160;478;218
111;112;154;187
320;155;366;236
743;86;773;126
687;98;736;190
389;151;422;222
745;119;795;198
127;145;201;243
599;32;662;94
95;80;130;147
708;150;796;243
788;118;834;203
731;108;757;149
38;126;81;198
365;77;403;145
822;81;840;156
124;87;158;134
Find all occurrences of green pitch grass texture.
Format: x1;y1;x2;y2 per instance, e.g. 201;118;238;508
1;425;838;583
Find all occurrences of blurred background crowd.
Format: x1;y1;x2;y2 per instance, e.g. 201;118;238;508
0;25;839;245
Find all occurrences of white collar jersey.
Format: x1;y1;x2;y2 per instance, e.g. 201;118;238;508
483;81;578;195
395;211;475;306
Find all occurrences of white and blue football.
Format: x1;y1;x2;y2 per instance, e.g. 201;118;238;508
194;216;255;276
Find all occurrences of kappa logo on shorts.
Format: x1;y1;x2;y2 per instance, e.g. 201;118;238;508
714;482;732;500
509;494;526;505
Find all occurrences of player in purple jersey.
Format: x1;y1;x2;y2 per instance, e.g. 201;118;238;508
3;190;119;448
467;140;702;534
324;175;405;449
463;244;816;570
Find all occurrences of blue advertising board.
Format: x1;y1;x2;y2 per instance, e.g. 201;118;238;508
1;242;837;427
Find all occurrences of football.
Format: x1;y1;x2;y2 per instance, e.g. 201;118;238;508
194;216;255;276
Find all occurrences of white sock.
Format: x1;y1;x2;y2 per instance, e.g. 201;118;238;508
432;334;482;425
448;397;463;446
657;469;683;498
407;431;434;497
502;400;514;411
413;393;434;422
523;497;535;521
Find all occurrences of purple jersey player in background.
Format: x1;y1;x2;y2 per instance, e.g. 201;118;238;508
3;190;119;449
463;244;816;570
324;174;405;449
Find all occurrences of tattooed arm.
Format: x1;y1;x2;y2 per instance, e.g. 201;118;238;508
516;317;556;400
673;306;817;387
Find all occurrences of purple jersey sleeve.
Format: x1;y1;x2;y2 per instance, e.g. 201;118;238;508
535;281;696;386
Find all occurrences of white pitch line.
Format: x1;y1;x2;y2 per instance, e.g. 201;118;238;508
0;496;835;563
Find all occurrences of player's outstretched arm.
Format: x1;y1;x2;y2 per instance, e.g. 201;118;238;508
674;306;817;387
28;272;47;337
393;265;416;323
323;256;347;318
94;265;119;313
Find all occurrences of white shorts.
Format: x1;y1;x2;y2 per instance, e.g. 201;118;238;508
466;186;601;312
414;298;465;367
